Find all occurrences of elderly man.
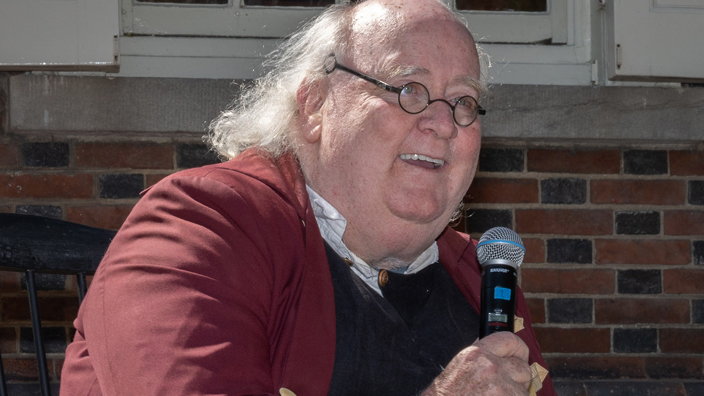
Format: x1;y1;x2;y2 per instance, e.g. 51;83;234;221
61;0;554;395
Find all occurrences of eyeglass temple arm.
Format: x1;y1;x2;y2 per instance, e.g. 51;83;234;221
329;62;403;94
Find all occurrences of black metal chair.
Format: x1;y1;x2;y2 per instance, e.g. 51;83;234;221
0;213;116;396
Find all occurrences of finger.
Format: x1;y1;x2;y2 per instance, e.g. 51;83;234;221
502;356;533;388
474;332;530;361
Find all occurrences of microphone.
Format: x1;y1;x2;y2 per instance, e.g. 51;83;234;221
476;227;525;338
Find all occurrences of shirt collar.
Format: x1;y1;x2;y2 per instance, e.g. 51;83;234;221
306;185;439;282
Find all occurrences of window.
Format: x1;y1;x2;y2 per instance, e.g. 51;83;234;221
122;0;566;43
117;0;591;85
121;0;341;37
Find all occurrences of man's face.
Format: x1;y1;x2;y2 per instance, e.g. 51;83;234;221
301;1;482;264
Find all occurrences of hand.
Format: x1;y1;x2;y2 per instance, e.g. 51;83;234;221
421;332;532;396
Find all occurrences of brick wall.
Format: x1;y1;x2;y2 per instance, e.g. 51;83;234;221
458;146;704;396
0;76;220;395
2;72;703;395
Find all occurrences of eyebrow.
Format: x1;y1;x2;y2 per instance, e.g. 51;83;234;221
456;75;487;97
385;65;430;79
382;64;487;98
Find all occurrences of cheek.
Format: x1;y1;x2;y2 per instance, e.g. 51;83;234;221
461;126;482;161
327;105;403;160
452;132;482;191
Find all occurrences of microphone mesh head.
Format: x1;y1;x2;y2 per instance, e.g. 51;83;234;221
476;227;525;266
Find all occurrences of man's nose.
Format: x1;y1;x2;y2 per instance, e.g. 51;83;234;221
419;99;458;139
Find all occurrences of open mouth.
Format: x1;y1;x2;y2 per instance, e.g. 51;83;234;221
399;154;445;169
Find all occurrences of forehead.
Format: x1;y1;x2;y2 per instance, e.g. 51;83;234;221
347;1;480;82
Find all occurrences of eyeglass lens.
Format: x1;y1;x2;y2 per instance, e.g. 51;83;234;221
399;82;479;127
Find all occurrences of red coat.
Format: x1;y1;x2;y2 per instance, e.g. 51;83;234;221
61;149;554;396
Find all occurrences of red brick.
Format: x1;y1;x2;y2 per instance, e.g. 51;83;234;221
76;143;173;169
0;144;20;168
67;205;133;230
0;272;21;292
521;268;614;294
65;274;93;293
54;358;64;380
526;298;545;323
2;296;79;322
3;358;40;381
546;356;646;379
670;150;704;176
0;206;11;213
523;238;545;263
535;327;610;353
146;173;172;188
664;211;704;236
516;209;612;235
644;357;704;379
591;180;685;205
595;298;689;324
660;329;704;353
0;327;17;354
0;173;93;199
596;239;690;265
663;269;704;294
466;178;538;203
528;149;620;174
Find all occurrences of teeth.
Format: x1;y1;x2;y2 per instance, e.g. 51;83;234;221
399;153;445;167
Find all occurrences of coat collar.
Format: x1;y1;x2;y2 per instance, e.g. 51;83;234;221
232;148;310;221
438;228;482;312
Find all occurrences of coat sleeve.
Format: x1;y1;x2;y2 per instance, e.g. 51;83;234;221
61;173;307;396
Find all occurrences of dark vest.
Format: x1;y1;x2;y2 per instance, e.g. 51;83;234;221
324;242;480;396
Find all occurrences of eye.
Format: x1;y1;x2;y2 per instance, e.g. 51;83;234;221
402;84;416;95
453;96;477;109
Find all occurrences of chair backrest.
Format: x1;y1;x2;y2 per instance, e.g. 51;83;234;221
0;213;116;396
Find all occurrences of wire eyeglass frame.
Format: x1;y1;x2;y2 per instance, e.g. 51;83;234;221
324;55;486;127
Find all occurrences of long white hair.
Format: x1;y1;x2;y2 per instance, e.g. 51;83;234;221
207;0;488;160
207;4;354;160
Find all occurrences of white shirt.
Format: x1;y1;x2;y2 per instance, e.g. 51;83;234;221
306;185;439;296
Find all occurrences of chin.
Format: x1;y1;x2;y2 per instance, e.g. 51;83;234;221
396;192;451;218
390;205;450;229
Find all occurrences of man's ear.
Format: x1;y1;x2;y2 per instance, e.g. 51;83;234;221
296;78;327;144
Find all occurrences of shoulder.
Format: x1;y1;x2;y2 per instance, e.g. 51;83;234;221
141;149;307;224
112;150;309;272
150;150;293;199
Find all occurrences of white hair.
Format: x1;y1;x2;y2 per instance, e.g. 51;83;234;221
206;1;488;160
207;4;354;159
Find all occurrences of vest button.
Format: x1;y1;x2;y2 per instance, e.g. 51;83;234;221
343;258;354;267
378;269;389;287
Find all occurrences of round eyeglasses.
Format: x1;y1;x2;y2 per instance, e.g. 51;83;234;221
324;55;485;127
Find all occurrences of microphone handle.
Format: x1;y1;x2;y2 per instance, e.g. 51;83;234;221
479;263;518;338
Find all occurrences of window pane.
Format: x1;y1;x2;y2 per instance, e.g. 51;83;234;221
456;0;547;12
243;0;334;5
136;0;228;4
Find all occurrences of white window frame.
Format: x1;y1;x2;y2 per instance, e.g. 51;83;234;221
0;0;119;72
455;1;568;44
122;0;567;43
114;0;593;85
604;0;704;82
122;0;340;38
